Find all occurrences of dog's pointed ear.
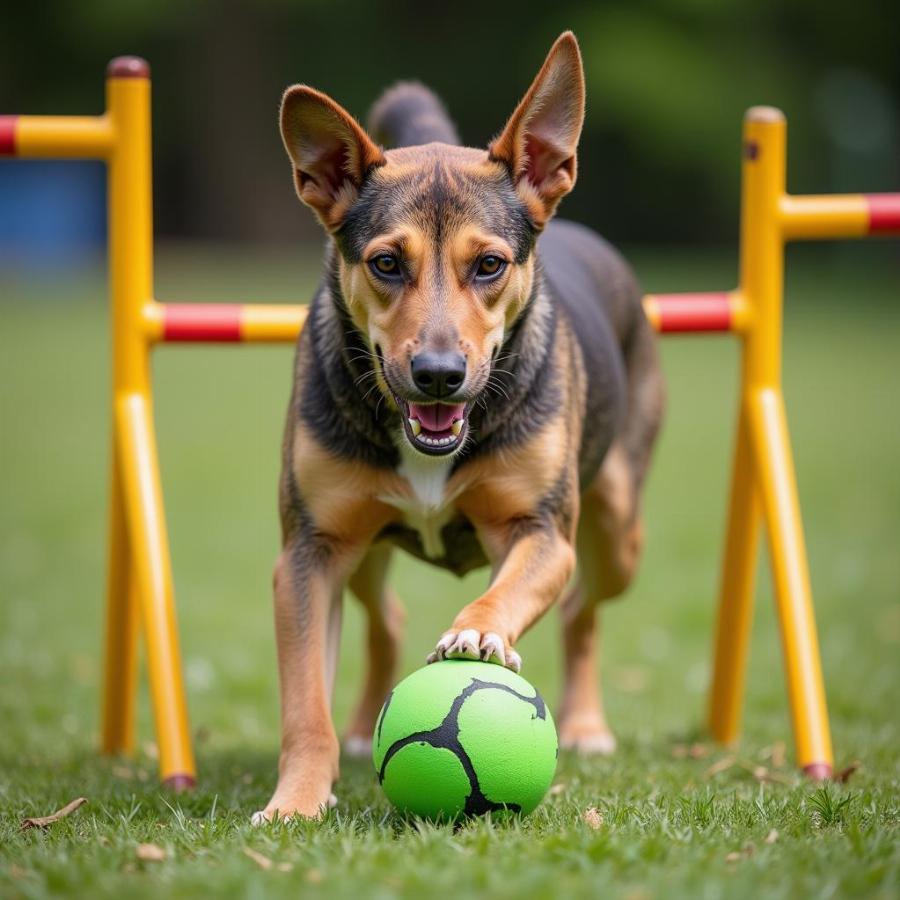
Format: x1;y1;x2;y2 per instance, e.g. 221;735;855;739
280;86;385;231
489;32;585;228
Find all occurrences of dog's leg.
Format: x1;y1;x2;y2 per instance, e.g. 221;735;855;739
557;582;616;754
343;542;405;758
428;520;576;672
252;537;351;823
559;311;663;754
557;442;643;754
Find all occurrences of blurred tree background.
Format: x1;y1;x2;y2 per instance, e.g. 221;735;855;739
0;0;897;256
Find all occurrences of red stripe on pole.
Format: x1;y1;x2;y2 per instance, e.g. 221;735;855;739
654;292;733;333
866;194;900;234
162;304;242;342
0;116;18;156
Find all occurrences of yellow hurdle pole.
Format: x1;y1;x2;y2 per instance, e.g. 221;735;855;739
706;110;778;750
779;194;869;240
737;107;833;778
707;404;762;745
748;387;832;776
14;115;113;158
100;437;139;755
106;57;196;789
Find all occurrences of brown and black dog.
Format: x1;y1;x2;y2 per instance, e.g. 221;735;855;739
254;31;664;822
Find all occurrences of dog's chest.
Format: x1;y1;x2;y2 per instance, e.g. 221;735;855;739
379;452;459;559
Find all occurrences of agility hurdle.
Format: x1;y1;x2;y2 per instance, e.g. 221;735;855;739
2;58;898;788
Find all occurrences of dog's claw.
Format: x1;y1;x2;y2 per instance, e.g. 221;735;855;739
427;629;521;673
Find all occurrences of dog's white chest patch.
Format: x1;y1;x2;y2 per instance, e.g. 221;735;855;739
380;449;456;559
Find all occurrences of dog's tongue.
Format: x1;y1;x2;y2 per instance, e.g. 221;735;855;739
408;402;464;433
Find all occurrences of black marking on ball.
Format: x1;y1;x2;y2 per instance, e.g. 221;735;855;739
376;689;394;745
377;677;546;816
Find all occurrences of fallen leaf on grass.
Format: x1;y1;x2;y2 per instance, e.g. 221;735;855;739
243;848;273;871
834;761;861;784
549;782;567;796
8;865;27;879
582;807;603;830
20;797;87;830
672;743;707;759
704;756;736;778
740;761;794;785
759;741;787;768
771;744;786;768
764;829;779;844
136;843;166;862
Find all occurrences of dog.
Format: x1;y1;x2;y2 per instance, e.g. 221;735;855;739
254;31;664;822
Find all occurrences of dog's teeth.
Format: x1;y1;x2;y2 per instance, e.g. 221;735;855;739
451;419;464;436
414;428;462;449
408;417;421;436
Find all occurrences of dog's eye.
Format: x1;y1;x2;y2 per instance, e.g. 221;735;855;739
475;255;506;280
370;254;401;279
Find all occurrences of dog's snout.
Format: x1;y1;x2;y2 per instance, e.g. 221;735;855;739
410;351;466;398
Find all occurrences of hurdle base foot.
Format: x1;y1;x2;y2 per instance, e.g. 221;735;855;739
802;762;832;781
162;773;196;792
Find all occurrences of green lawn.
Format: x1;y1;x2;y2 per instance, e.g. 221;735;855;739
1;246;897;899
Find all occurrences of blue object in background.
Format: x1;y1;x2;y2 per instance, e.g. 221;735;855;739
0;161;106;276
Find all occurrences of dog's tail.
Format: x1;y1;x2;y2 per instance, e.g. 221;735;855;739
367;82;460;148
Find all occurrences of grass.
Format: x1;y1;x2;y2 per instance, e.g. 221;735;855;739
1;245;898;898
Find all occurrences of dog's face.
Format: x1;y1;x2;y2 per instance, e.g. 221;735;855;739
280;33;584;458
332;145;537;456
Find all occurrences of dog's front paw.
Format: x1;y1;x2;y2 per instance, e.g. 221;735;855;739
250;792;337;825
426;628;522;672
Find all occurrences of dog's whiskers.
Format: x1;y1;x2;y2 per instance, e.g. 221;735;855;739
353;370;379;388
486;379;512;403
360;382;384;403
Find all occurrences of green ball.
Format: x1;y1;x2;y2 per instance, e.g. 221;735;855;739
373;659;557;820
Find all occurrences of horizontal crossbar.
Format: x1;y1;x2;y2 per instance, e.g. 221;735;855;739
143;302;308;343
0;114;113;159
144;292;746;345
643;292;748;334
781;193;900;240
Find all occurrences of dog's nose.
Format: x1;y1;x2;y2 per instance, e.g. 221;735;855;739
410;351;466;398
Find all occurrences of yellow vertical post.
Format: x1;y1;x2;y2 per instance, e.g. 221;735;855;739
707;408;761;744
100;438;139;754
105;56;196;789
708;107;833;777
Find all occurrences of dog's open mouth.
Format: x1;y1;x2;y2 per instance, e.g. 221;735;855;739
398;399;468;456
